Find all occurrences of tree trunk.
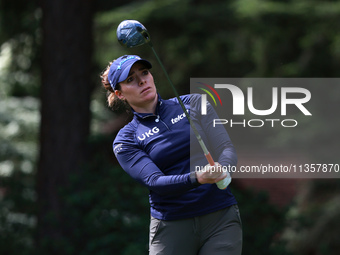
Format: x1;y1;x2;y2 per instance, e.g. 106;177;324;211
36;0;93;253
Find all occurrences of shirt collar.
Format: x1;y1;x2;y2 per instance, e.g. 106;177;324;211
132;93;162;119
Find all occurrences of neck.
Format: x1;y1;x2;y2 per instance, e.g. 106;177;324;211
132;94;159;114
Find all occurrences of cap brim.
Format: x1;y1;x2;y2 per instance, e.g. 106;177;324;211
117;59;152;83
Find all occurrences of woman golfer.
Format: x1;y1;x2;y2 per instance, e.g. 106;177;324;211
101;55;242;255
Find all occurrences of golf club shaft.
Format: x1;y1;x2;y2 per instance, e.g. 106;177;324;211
117;20;229;189
149;44;215;167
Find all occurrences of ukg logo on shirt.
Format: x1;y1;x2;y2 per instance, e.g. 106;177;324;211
196;81;312;128
137;127;160;141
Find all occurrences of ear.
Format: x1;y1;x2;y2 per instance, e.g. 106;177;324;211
115;90;125;100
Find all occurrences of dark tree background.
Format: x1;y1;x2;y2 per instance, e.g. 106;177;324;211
36;0;93;253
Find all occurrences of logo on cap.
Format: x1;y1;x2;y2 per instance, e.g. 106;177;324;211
117;56;141;70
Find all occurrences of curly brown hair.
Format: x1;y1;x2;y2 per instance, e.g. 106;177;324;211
100;61;130;112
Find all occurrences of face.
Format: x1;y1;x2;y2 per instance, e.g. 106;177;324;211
115;62;157;112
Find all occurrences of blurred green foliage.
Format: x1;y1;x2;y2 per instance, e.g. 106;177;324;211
35;135;150;255
231;185;290;255
1;0;340;254
282;179;340;255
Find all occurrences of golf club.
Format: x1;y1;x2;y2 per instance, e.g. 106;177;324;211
116;20;230;190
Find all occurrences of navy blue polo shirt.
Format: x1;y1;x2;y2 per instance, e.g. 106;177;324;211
113;94;237;220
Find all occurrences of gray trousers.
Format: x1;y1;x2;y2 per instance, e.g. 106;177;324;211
149;205;242;255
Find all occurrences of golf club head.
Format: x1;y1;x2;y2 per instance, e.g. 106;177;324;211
117;20;151;48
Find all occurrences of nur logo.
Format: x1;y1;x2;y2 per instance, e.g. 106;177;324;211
197;82;223;115
196;82;312;128
198;83;312;116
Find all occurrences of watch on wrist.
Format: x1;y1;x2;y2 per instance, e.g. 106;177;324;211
190;170;201;187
